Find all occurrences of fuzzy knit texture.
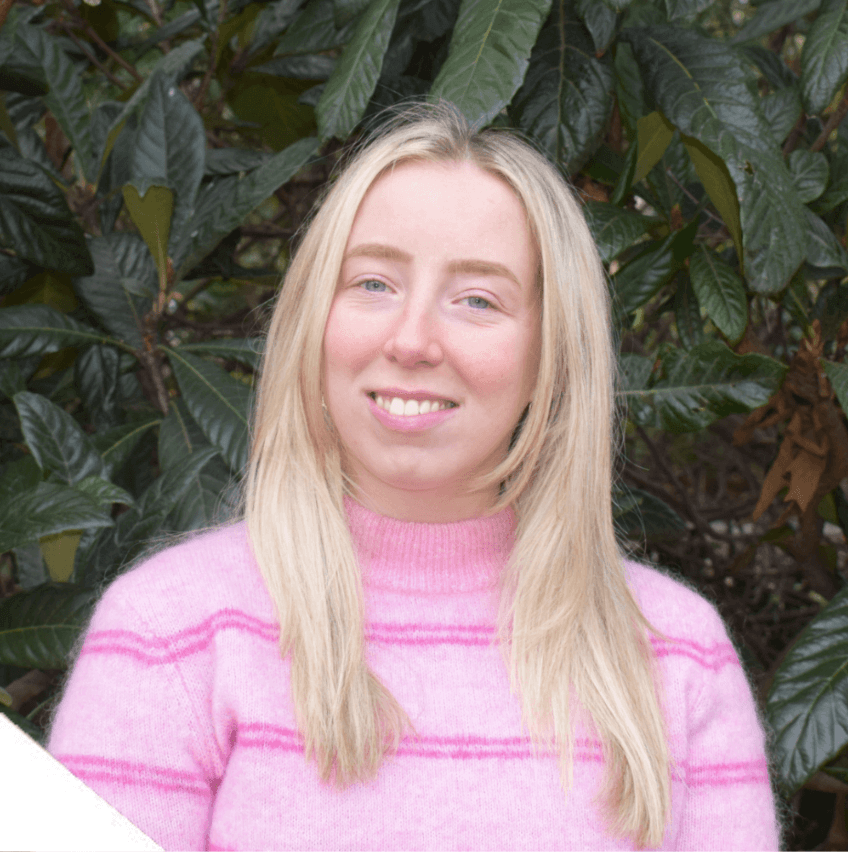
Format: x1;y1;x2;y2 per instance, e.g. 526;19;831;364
48;499;780;851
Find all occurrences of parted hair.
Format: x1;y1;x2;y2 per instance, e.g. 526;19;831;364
244;103;671;848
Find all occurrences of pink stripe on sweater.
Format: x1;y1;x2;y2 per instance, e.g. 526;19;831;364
56;753;210;794
80;611;738;671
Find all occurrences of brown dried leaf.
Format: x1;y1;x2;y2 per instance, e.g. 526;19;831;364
786;448;828;513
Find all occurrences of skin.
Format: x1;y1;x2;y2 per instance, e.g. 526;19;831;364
322;160;541;522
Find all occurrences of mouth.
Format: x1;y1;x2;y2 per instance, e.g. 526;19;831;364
368;392;458;417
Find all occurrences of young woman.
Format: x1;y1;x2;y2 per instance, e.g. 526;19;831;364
48;106;780;850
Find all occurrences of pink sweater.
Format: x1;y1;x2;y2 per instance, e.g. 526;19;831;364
48;501;780;850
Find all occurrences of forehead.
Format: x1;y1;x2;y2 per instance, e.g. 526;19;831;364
346;160;538;281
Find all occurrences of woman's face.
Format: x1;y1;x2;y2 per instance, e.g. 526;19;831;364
322;159;540;521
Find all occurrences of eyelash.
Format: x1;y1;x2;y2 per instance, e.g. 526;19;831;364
357;280;495;311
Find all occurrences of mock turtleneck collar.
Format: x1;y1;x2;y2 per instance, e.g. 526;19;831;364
344;497;515;594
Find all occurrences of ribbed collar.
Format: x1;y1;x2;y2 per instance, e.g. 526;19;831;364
344;497;516;594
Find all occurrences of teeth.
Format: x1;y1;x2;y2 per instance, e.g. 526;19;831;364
373;395;454;416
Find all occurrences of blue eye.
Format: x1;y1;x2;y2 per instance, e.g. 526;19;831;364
361;279;387;292
464;296;491;310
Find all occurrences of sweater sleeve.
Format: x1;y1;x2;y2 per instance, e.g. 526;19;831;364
671;601;781;851
47;564;223;851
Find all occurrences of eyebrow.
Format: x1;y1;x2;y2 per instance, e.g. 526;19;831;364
344;243;522;288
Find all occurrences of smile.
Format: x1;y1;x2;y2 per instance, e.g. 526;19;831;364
369;393;457;416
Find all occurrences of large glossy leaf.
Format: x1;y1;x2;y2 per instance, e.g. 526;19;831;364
674;270;704;350
788;149;829;203
688;246;748;343
168;350;253;472
582;201;655;264
13;24;94;180
0;305;124;358
510;1;613;171
0;147;93;276
614;487;686;538
13;392;105;484
0;482;113;554
204;148;274;176
72;233;155;349
430;0;552;129
624;26;807;293
815;148;848;213
92;415;161;478
575;0;616;52
172;136;319;281
126;75;205;257
0;584;97;669
625;340;787;432
178;337;265;369
732;0;821;43
74;345;122;430
800;0;848;115
804;208;848;276
316;0;401;140
275;0;359;55
159;401;233;531
766;584;848;794
761;86;803;145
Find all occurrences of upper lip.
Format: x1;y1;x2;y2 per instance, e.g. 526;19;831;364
369;388;458;404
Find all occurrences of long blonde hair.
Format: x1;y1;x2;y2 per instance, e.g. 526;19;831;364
244;104;670;848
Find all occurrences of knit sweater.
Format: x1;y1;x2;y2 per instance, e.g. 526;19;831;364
48;501;780;851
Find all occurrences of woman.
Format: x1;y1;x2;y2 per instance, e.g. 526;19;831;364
48;105;780;850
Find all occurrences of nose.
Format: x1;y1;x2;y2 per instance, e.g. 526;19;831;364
382;300;444;368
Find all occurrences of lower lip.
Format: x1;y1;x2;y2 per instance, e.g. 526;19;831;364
367;395;458;432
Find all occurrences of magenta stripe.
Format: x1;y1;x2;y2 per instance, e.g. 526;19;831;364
688;772;770;788
653;645;739;671
687;760;768;775
71;768;209;796
56;753;207;785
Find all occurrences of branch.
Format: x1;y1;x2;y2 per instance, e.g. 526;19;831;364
782;112;807;157
663;167;728;231
194;0;228;108
811;89;848;153
59;20;127;90
0;0;13;32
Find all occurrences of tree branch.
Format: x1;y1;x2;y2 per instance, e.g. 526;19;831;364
811;89;848;153
59;20;128;90
194;0;228;108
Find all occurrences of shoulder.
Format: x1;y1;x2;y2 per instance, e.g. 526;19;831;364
625;558;730;647
90;521;274;635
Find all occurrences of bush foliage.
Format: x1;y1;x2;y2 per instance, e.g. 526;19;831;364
1;0;848;843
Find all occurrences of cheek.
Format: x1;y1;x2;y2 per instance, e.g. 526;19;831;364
323;305;378;382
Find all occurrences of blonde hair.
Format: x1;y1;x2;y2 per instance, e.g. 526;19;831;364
244;104;671;848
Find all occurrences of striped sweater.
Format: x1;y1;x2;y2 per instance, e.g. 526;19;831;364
48;500;780;850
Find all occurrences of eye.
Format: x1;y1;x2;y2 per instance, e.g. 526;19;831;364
360;279;388;292
463;295;492;310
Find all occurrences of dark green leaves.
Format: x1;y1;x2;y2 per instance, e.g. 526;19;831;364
689;247;748;343
0;147;93;276
168;350;252;472
583;201;655;264
430;0;552;128
732;0;821;43
511;2;614;171
0;306;123;358
0;584;97;669
767;585;848;793
800;0;848;115
316;0;402;140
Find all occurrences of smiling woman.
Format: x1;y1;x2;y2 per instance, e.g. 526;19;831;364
46;104;780;851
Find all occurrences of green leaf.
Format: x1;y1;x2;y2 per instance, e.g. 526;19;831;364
823;360;848;417
732;0;821;43
0;482;113;554
13;24;94;180
766;583;848;794
614;486;686;537
122;184;174;284
761;87;803;145
172;136;319;281
0;146;93;276
663;0;713;20
13;392;105;484
178;337;265;369
74;345;122;430
788;149;830;203
634;111;675;184
804;207;848;275
333;0;372;26
204;148;273;177
680;135;744;265
254;54;338;80
0;584;97;669
814;148;848;212
612;225;696;317
674;270;704;350
167;350;252;472
614;41;646;135
624;26;807;292
0;305;123;358
575;0;616;52
92;415;161;478
275;0;359;55
430;0;552;129
688;246;748;343
316;0;402;141
126;75;206;259
510;2;613;171
800;0;848;115
625;340;787;432
72;233;155;350
582;201;655;264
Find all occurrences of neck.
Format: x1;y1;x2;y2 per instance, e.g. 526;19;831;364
345;480;500;523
